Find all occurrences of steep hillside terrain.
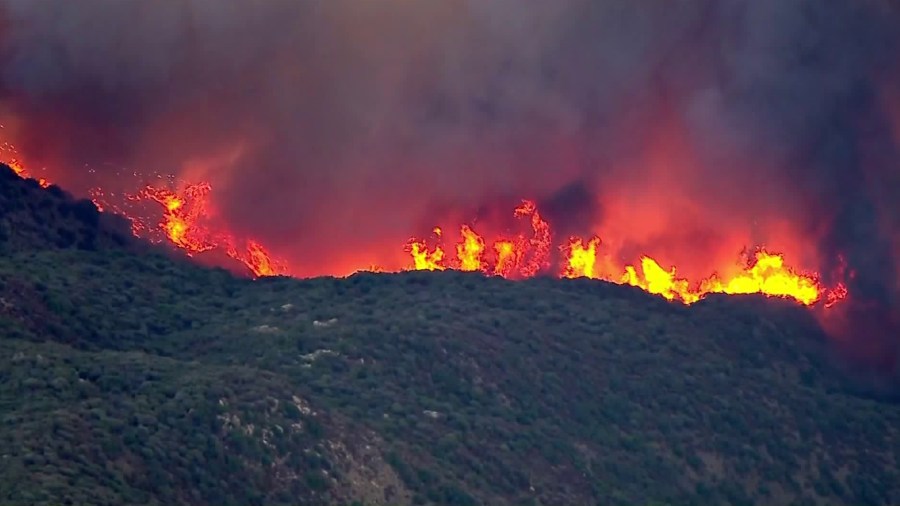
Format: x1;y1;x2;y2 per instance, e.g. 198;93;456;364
1;163;899;506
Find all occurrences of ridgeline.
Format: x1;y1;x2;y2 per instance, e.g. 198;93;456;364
1;164;898;506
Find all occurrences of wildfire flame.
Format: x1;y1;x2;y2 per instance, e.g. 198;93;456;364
406;227;446;271
406;200;850;307
0;150;850;307
132;183;216;253
457;225;486;272
2;142;49;188
125;183;287;278
0;153;285;278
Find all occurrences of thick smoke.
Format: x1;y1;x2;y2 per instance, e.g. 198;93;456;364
1;0;899;371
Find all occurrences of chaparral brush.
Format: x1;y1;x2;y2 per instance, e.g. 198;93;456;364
0;0;897;359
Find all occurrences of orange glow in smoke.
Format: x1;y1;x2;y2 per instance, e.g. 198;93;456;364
406;200;848;307
1;145;49;188
1;142;849;307
127;183;287;277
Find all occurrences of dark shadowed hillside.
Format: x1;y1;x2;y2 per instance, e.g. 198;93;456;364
0;167;137;253
1;162;899;506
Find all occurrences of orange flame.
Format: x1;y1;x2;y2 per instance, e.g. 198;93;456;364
410;200;846;307
823;255;851;308
411;200;553;278
515;200;552;278
3;157;49;188
134;183;216;253
562;236;602;279
127;183;287;278
1;141;47;187
699;251;821;305
228;240;286;278
1;140;286;279
457;224;486;272
0;140;851;306
493;240;521;277
623;256;701;303
406;227;445;271
825;283;849;308
8;159;25;177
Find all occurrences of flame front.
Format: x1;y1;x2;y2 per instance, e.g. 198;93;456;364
563;237;601;279
699;252;821;305
408;200;847;307
129;184;287;278
406;227;445;271
0;147;849;307
1;144;286;279
134;183;216;253
493;240;520;278
2;145;49;188
457;225;486;271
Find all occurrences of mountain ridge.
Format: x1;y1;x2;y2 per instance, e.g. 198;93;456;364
1;163;899;506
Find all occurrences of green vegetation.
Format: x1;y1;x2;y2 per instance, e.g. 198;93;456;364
1;164;899;505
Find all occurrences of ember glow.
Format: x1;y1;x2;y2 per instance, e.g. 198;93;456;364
1;142;48;188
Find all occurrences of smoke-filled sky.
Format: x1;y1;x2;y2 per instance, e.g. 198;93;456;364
1;0;899;314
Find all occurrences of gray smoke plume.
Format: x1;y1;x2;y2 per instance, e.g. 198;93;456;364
1;0;899;371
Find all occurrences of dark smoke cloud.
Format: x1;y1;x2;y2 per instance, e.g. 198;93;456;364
1;0;899;360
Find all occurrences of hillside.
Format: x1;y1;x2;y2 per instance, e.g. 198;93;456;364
1;162;899;506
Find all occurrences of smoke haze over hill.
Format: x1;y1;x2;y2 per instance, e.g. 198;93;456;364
1;0;899;376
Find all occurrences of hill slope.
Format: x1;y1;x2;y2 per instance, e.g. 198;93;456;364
1;164;899;506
